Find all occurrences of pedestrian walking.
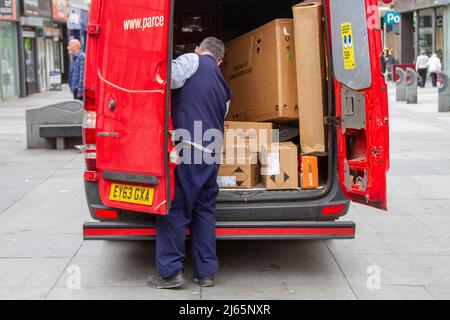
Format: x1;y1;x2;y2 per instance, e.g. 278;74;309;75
67;39;85;101
147;37;231;289
385;49;395;82
427;53;442;87
380;49;387;76
416;49;429;88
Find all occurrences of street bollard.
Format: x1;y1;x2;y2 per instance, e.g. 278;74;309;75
406;68;418;104
438;72;450;112
395;68;406;102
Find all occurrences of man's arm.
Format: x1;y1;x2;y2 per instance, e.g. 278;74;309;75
171;53;199;89
77;55;85;96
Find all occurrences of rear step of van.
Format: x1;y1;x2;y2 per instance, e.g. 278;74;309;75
83;221;355;240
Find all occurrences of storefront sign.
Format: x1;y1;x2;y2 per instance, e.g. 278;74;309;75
384;11;400;25
20;15;44;27
396;0;450;12
68;0;88;10
24;0;39;16
67;6;80;29
38;0;52;18
44;26;60;37
0;0;16;20
52;0;68;22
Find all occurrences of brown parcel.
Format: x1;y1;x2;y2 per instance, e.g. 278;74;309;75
223;121;275;152
260;142;299;190
218;154;260;189
293;1;327;155
222;19;298;122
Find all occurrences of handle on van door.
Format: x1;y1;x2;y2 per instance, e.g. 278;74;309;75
155;61;167;85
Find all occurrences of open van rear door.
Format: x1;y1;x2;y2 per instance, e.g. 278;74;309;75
93;0;174;215
326;0;389;210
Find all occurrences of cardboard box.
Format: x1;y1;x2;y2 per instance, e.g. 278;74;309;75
301;156;319;189
218;162;261;189
223;121;276;152
293;1;327;155
260;142;299;190
220;153;258;166
222;19;298;122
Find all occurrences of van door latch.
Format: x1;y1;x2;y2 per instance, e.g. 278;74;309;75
88;24;100;36
324;116;341;127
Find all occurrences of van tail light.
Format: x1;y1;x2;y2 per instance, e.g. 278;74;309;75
84;88;96;111
321;205;347;216
95;209;118;220
83;110;97;170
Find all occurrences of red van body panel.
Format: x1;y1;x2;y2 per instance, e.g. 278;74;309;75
82;0;390;240
326;0;390;210
84;0;175;215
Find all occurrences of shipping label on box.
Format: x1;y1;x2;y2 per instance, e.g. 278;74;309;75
218;163;261;189
301;156;319;189
261;142;299;190
217;176;237;188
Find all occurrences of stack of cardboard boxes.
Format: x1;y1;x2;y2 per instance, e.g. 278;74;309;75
218;1;326;191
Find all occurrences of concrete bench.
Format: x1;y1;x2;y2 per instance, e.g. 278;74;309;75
39;124;83;150
26;101;84;150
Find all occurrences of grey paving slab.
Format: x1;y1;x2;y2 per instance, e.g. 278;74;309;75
413;215;450;236
349;284;434;300
386;176;435;200
213;241;349;286
7;149;78;163
344;210;430;234
0;288;50;300
388;199;450;215
201;282;356;300
425;286;450;300
63;154;84;169
378;232;450;256
334;254;450;286
0;233;82;258
326;231;394;255
51;168;84;179
53;241;182;288
46;285;202;300
0;257;70;295
0;177;88;235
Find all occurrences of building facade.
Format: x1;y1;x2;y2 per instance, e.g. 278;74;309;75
397;0;450;71
0;0;21;100
1;0;88;101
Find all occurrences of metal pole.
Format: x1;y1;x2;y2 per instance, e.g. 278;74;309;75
0;48;4;101
432;7;437;54
406;67;418;104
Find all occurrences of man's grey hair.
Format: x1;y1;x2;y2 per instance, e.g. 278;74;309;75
199;37;225;61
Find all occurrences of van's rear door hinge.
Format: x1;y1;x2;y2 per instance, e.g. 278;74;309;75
324;116;341;127
88;24;100;36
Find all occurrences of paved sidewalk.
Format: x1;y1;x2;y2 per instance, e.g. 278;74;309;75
0;84;450;300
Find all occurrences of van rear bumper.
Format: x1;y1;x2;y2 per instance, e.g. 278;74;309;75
85;175;350;222
83;220;356;240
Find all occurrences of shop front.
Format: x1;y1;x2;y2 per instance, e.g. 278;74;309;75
52;0;68;83
67;0;88;49
397;0;449;69
0;0;20;100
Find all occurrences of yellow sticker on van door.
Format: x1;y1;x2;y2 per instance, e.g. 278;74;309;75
341;22;356;70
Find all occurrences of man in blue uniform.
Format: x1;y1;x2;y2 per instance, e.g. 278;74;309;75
148;37;231;289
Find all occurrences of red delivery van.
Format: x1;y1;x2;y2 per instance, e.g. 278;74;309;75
82;0;389;240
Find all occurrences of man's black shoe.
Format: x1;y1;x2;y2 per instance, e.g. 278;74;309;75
194;276;215;287
147;270;187;289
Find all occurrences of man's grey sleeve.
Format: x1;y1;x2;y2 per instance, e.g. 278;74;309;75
171;53;199;89
225;100;231;117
